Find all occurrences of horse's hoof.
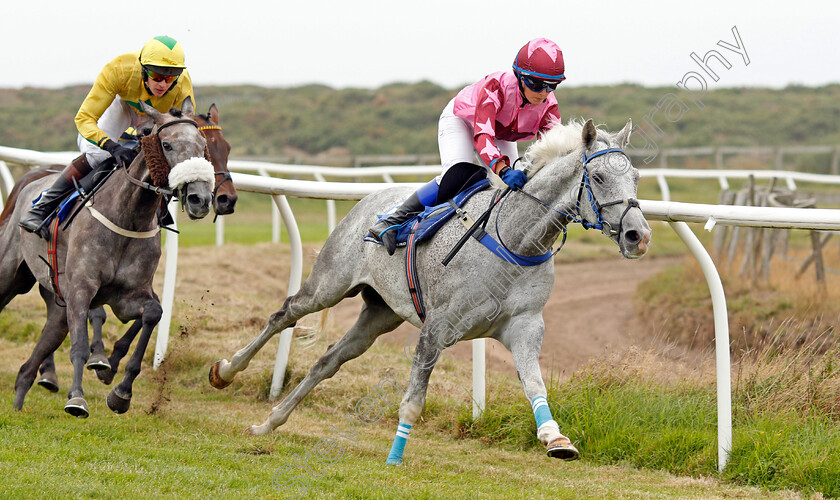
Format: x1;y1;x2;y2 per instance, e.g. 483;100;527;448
106;390;132;414
86;353;112;371
95;368;115;386
64;397;89;418
208;361;233;389
546;436;580;461
36;373;60;393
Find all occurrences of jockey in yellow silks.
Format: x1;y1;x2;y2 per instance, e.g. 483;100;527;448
20;35;195;239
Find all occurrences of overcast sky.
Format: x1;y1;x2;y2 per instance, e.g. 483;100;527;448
3;1;837;91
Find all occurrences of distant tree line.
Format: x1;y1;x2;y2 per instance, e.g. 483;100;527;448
2;82;838;166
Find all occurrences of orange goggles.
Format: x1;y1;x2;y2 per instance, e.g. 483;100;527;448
144;69;179;84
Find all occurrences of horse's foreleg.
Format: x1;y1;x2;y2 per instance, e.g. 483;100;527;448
86;307;111;371
247;288;404;435
36;353;60;393
14;301;68;410
96;319;142;386
64;296;93;418
505;318;579;461
106;299;162;414
385;325;444;465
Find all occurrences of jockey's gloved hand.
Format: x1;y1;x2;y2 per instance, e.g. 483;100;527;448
102;139;138;167
499;166;528;190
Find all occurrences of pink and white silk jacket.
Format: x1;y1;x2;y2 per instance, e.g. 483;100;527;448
452;70;560;171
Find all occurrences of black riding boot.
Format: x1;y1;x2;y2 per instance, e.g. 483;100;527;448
19;155;91;240
368;193;425;255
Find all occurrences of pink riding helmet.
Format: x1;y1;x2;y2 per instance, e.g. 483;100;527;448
512;38;566;82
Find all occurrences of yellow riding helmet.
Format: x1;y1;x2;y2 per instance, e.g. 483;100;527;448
139;36;186;70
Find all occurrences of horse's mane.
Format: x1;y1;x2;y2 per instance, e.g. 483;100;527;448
524;118;612;176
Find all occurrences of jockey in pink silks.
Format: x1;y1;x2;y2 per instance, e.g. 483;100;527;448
368;37;566;255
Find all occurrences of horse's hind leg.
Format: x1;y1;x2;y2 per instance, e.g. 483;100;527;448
503;315;579;460
14;294;69;410
210;280;361;389
383;322;444;465
35;307;110;390
86;307;111;371
33;286;63;393
96;319;142;386
36;354;60;393
0;262;36;313
246;287;404;435
106;299;162;414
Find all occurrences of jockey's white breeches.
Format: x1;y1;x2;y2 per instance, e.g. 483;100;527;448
77;96;147;168
436;98;518;184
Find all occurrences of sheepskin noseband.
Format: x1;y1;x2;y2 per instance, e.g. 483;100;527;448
168;157;215;189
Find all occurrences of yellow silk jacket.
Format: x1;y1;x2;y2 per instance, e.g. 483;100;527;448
74;50;195;147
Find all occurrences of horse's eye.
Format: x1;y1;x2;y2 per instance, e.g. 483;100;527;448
592;172;605;185
162;142;173;151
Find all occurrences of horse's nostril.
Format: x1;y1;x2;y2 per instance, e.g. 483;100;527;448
187;194;202;206
625;230;641;245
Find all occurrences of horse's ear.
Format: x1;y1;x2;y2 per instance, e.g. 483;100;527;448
614;118;633;148
141;101;162;122
181;96;195;117
209;103;219;125
582;119;597;150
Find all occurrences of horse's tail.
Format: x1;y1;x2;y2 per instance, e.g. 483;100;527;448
0;166;56;228
293;308;330;349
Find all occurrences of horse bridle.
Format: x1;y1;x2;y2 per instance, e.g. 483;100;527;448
495;148;641;256
572;148;641;237
198;123;234;200
121;117;201;197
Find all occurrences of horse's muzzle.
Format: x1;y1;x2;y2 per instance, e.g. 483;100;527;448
183;182;213;220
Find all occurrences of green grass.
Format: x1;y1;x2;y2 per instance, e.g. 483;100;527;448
0;334;809;500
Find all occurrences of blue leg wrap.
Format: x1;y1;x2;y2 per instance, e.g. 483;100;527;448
386;422;412;465
531;396;553;428
416;180;439;207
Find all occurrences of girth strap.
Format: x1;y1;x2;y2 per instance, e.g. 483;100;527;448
405;219;426;323
38;217;66;307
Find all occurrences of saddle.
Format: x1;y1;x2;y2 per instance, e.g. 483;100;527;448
366;178;554;322
364;179;491;249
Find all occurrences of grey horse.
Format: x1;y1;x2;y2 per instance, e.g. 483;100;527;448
209;119;652;463
0;97;215;417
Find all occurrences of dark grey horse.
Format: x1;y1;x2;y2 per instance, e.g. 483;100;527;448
208;119;652;463
29;104;239;393
0;97;215;417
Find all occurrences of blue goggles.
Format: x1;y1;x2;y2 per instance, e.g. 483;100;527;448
520;74;560;92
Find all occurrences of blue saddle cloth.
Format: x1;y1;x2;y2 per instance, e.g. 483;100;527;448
30;190;81;226
365;179;491;248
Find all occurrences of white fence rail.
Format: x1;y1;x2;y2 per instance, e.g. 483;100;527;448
4;144;840;473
